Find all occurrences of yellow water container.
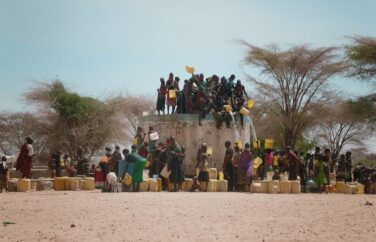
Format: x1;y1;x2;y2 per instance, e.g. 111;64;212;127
247;99;255;109
184;178;193;190
260;180;270;193
54;177;66;191
264;139;274;149
336;182;346;193
235;140;243;149
65;177;74;190
168;90;176;99
17;179;31;192
85;178;95;190
140;180;149;192
185;65;195;74
291;180;301;193
208;168;217;180
218;180;228;192
355;183;365;194
253;157;263;175
149;179;159;192
345;184;357;194
207;179;218;192
251;181;262;193
71;179;80;191
80;180;87;190
223;105;232;112
207;147;213;156
239;107;250;115
219;172;224;181
280;180;292;193
269;180;280;194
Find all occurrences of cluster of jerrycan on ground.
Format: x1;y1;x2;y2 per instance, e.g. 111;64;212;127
6;176;95;192
251;172;366;194
114;168;228;192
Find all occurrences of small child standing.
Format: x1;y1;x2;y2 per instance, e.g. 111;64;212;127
0;156;9;193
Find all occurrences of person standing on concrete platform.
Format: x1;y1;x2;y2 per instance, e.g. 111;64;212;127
166;73;177;114
156;78;167;115
223;141;235;191
16;137;34;178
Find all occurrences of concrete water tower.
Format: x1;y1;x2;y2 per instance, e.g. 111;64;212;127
139;113;251;175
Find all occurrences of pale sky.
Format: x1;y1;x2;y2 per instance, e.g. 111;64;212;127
1;0;376;112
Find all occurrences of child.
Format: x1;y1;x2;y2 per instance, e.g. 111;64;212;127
0;156;9;193
196;143;209;192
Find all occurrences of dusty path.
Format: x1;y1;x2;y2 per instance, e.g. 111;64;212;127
1;191;375;242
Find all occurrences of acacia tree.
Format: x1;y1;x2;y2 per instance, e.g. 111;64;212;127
243;43;347;148
346;36;376;80
314;100;373;159
0;112;49;161
24;81;124;158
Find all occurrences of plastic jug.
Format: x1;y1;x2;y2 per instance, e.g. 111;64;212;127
17;179;31;192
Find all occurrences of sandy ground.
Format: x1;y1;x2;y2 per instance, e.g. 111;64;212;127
1;191;375;242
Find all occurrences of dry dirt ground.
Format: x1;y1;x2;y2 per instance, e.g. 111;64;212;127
1;191;375;242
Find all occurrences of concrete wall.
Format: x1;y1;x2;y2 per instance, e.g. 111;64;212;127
139;114;251;175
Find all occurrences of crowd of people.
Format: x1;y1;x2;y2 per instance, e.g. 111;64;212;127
95;125;376;194
156;72;250;127
1;132;376;194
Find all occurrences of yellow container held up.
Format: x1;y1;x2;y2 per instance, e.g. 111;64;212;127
273;155;280;166
223;105;232;112
131;138;138;145
54;177;66;191
253;157;263;175
247;99;255;109
219;172;224;181
17;179;31;192
264;139;274;149
235;141;243;149
253;140;260;149
207;147;213;156
168;90;176;99
185;65;195;74
239;107;250;116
